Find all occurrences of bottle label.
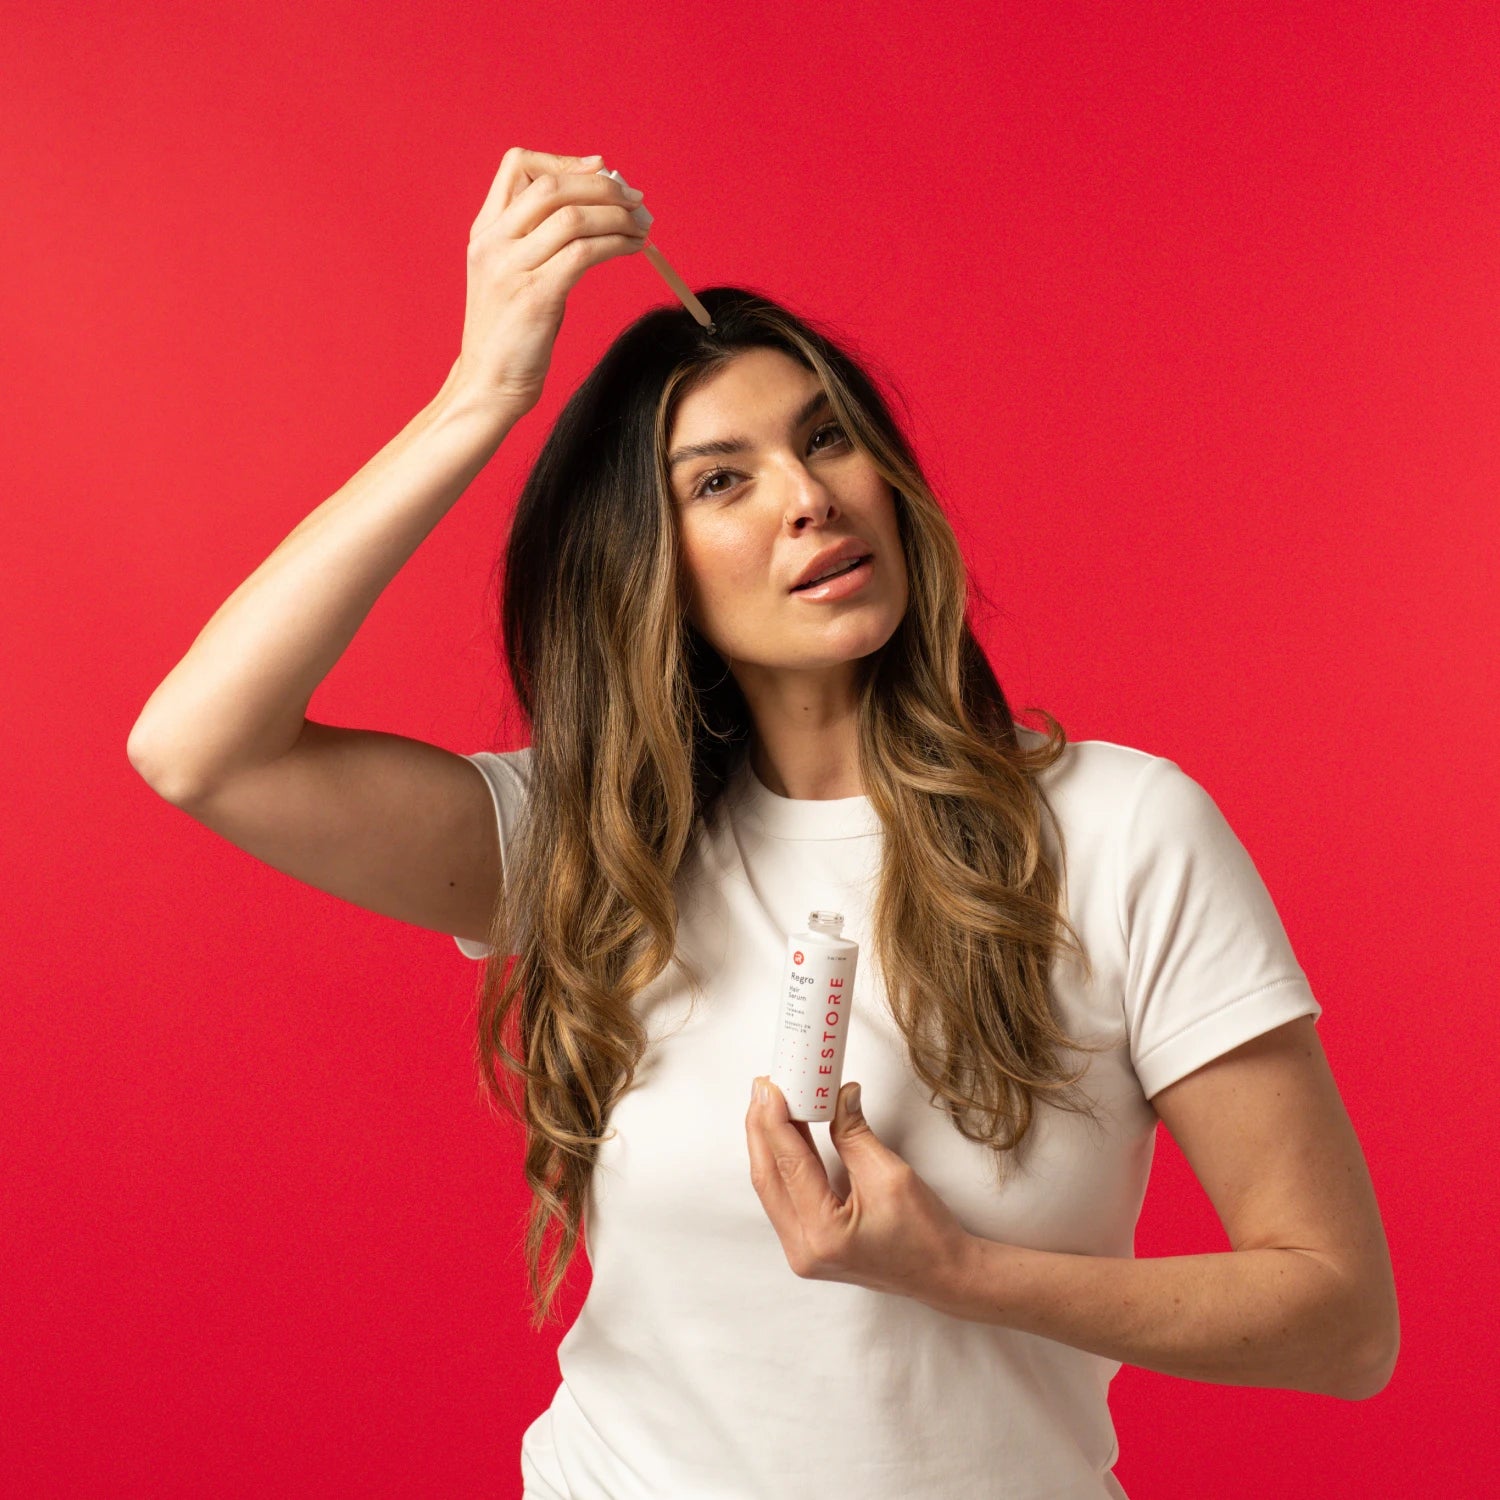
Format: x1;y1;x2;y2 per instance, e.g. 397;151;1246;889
773;941;857;1121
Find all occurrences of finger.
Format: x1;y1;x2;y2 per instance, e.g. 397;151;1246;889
472;147;602;236
746;1091;820;1273
753;1080;838;1223
502;200;650;276
466;165;647;269
471;147;604;239
745;1089;796;1220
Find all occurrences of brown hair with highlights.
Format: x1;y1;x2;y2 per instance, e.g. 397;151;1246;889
472;287;1108;1330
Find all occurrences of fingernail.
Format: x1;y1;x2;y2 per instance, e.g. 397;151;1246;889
754;1077;769;1105
845;1082;862;1117
623;186;645;202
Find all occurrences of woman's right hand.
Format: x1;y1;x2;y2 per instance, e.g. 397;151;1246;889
445;147;649;420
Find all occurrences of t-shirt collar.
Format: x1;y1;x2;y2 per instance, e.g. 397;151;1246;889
726;752;883;841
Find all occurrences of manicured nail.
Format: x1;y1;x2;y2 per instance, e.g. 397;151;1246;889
754;1077;769;1105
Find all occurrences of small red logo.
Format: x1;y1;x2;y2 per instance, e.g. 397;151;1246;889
793;949;804;965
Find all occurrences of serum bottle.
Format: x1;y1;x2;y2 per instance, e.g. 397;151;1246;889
770;911;860;1123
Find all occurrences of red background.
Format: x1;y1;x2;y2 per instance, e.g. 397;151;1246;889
5;1;1496;1495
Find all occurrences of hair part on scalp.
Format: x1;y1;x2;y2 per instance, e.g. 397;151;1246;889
471;287;1108;1331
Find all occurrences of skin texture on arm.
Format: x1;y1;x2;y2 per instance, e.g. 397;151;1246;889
1148;1014;1399;1388
930;1016;1400;1398
127;377;518;800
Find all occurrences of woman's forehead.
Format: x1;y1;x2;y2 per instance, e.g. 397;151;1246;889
668;352;825;450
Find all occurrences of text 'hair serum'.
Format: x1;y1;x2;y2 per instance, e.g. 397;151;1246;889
771;911;859;1123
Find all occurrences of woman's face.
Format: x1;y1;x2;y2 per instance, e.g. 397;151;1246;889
666;347;909;683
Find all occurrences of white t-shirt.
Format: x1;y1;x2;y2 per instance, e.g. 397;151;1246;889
455;726;1321;1500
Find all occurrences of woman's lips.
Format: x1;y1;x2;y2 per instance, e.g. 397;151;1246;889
790;554;874;600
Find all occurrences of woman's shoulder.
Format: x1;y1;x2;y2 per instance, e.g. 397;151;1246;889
1016;721;1159;800
1014;725;1184;873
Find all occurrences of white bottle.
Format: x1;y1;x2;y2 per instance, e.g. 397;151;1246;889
770;911;859;1123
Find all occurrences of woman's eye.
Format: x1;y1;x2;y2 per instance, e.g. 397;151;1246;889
692;422;848;499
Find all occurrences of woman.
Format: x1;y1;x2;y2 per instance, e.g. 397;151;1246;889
128;148;1399;1499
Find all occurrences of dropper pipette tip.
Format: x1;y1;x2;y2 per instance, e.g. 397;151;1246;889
595;165;714;332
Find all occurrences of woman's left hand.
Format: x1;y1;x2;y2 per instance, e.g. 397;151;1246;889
746;1075;975;1306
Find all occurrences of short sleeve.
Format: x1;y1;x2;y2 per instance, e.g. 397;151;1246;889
453;747;533;961
1118;755;1321;1099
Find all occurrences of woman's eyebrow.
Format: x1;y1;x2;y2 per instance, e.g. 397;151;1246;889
668;390;832;472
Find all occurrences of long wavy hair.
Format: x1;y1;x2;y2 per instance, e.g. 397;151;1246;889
472;286;1109;1330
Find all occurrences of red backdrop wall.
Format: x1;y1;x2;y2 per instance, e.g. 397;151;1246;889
4;1;1495;1495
